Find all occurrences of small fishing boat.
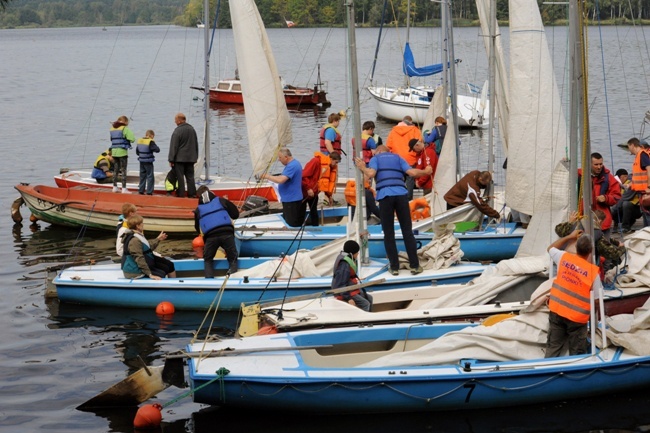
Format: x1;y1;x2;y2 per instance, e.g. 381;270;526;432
54;169;279;202
197;79;329;107
14;183;276;233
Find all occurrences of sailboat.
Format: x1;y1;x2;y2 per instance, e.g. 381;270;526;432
174;0;650;412
367;0;488;128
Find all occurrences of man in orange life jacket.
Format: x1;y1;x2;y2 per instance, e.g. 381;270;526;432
545;229;602;358
626;137;650;228
332;240;373;311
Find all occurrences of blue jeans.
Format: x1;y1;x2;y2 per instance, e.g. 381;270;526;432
139;162;154;194
378;194;419;270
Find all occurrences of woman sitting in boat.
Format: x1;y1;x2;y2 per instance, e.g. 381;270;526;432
332;240;373;312
120;214;176;280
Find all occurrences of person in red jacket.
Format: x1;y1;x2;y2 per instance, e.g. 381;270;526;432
301;151;341;226
577;152;621;240
409;138;438;195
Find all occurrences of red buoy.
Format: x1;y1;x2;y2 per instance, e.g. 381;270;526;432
133;403;162;429
192;236;204;248
156;301;175;315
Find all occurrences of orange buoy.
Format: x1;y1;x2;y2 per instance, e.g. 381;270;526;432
133;403;163;429
155;301;175;315
192;236;204;248
29;214;38;223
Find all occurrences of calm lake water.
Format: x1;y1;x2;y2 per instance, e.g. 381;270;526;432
1;23;650;432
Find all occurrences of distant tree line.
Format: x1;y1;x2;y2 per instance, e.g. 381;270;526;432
1;0;649;29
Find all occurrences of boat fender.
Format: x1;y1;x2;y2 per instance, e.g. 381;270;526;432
258;325;278;335
409;198;430;221
133;403;163;429
11;197;24;223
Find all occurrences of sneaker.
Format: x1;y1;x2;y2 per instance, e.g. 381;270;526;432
389;268;399;276
112;186;119;193
410;266;424;275
121;188;130;194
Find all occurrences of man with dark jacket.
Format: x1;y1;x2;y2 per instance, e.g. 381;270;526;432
169;113;199;198
194;185;240;277
444;170;500;218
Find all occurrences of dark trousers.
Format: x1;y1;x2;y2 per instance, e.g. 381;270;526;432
611;199;641;230
350;188;380;220
545;311;588;358
139;162;155;195
203;231;238;278
144;254;175;278
113;156;128;188
378;194;419;270
283;200;304;227
302;195;319;226
173;162;196;198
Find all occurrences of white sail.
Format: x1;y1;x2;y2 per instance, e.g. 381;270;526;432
229;0;293;175
431;87;458;215
475;0;510;152
506;0;567;217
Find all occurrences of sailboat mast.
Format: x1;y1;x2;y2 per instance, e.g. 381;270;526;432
346;0;368;264
487;0;496;176
442;0;461;179
404;0;411;88
203;0;211;180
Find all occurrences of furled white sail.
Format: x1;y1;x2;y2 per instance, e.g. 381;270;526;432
229;0;293;175
431;87;457;215
475;0;510;152
506;0;567;217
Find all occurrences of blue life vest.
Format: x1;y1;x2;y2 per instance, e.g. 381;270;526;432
110;126;132;150
374;152;405;192
121;232;154;275
197;198;231;235
136;138;155;163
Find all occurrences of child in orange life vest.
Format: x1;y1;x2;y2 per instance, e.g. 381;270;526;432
331;240;373;311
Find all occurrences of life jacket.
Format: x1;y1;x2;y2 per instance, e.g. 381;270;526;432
91;152;112;179
110;126;132;150
165;169;178;192
333;253;361;300
317;152;337;196
197;197;231;235
319;124;342;154
374;152;405;193
631;149;650;192
433;124;447;155
344;179;373;206
548;252;599;324
121;232;154;275
136;138;155;163
351;133;374;163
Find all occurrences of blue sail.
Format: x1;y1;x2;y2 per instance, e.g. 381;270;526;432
402;43;444;77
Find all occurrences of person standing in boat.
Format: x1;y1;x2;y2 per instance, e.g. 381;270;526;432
121;214;176;280
385;115;422;200
91;149;114;184
168;113;199;198
301;151;341;226
577;152;621;240
332;240;373;312
354;145;432;276
259;147;304;227
409;138;438;196
319;112;343;155
109;115;135;193
545;229;602;358
423;116;447;156
351;120;378;164
444;170;500;219
194;185;240;277
136;130;160;195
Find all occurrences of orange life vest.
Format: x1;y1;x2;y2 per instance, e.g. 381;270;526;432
631;149;650;192
548;252;599;324
344;179;373;206
317;152;337;197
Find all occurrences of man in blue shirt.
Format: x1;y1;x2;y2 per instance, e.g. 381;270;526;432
354;145;433;275
260;147;304;227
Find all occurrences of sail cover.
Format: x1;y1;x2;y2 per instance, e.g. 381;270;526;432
402;43;445;77
230;0;293;175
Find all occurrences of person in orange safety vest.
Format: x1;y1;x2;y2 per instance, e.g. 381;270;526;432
545;229;602;358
